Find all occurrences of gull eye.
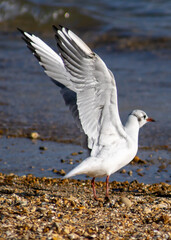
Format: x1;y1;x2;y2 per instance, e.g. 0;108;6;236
143;115;146;119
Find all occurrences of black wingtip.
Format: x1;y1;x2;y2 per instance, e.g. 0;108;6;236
58;24;63;29
17;28;33;41
52;25;58;32
17;27;24;35
52;24;67;33
21;36;28;44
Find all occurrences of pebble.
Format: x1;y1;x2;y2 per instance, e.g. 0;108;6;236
120;196;132;207
0;173;170;240
158;163;166;172
52;169;58;173
52;234;63;240
132;156;147;164
71;152;78;156
59;169;66;176
52;169;66;176
128;170;133;176
69;159;73;165
144;207;152;214
138;172;144;176
30;132;39;139
120;169;126;174
136;168;143;172
39;146;47;151
68;233;79;239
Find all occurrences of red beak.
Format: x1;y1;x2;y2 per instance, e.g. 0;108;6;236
147;118;155;122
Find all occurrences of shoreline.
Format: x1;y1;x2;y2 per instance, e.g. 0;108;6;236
0;173;170;239
0;135;170;184
0;129;171;150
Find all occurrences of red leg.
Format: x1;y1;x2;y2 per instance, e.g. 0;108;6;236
105;175;110;201
91;177;98;200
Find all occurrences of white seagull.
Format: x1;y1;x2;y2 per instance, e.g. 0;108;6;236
18;25;155;200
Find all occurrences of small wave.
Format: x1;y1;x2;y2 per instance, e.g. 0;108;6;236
92;30;171;51
0;0;102;32
0;0;170;50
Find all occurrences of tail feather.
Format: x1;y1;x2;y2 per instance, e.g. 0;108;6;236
63;157;99;179
63;158;90;179
63;166;83;179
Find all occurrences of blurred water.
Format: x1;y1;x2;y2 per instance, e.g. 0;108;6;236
0;31;170;146
0;0;171;38
0;137;170;183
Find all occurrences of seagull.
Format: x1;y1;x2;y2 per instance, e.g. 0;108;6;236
18;25;155;200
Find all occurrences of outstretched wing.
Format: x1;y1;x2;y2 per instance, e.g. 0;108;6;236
18;26;126;150
18;28;82;131
54;26;126;148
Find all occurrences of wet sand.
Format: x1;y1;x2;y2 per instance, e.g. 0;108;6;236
0;136;170;184
0;173;170;239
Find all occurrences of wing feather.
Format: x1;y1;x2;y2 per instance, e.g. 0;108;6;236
18;26;126;152
54;26;126;148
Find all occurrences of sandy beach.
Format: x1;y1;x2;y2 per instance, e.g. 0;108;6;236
0;173;170;239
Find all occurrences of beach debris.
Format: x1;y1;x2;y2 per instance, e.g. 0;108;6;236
120;196;132;207
128;170;133;176
0;173;170;239
52;169;66;176
71;152;78;156
39;146;47;151
131;156;147;165
30;132;39;139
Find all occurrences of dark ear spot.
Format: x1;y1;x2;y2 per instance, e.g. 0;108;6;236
138;117;141;122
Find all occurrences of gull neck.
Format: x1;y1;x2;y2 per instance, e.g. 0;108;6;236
124;115;140;145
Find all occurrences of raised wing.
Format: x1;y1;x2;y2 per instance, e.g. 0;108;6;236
18;26;126;150
18;28;72;90
54;26;126;148
18;28;82;131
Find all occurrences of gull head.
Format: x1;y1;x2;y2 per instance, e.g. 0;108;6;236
129;109;155;128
